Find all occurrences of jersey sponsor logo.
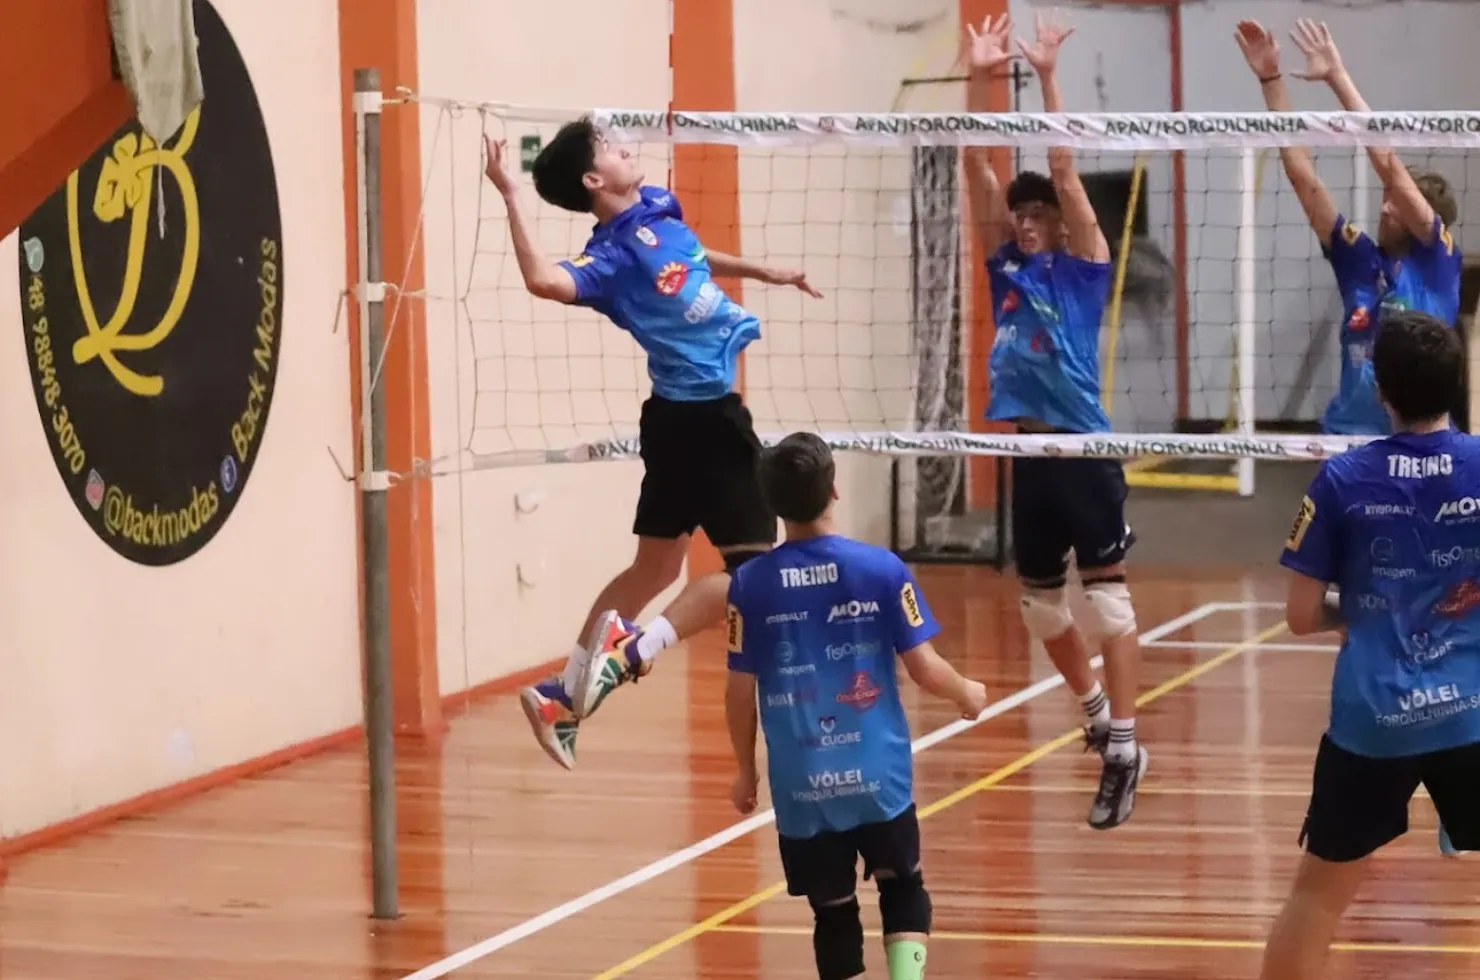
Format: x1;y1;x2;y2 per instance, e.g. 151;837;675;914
1341;221;1362;246
802;716;864;749
781;562;839;588
900;581;925;628
726;604;743;653
635;226;658;247
1436;496;1480;522
835;671;882;712
828;599;881;624
775;640;816;675
683;281;725;324
1388;453;1452;478
766;611;808;624
1430;545;1480;569
765;686;816;709
1362;503;1413;517
1408;629;1454;665
1398;684;1464;712
1000;290;1019;313
1354;592;1389;610
1286;495;1316;551
1348;306;1370;331
826;640;881;661
655;261;688;296
569;254;595;268
792;767;881;803
1435;580;1480;617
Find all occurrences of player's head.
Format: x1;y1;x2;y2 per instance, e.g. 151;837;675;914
760;432;837;528
1006;170;1062;255
1378;170;1458;249
531;116;643;215
1373;309;1462;428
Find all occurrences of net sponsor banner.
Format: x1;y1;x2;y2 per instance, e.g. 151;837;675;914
589;109;1480;151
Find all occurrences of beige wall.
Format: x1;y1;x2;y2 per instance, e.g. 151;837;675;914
0;0;360;835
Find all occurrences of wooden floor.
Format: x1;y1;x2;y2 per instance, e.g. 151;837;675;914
1;567;1477;979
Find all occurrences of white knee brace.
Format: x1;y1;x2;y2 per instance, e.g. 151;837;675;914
1020;587;1074;642
1081;580;1137;641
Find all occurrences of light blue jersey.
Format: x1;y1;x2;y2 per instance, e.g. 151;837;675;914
1281;429;1480;757
1320;214;1462;436
558;186;759;401
727;536;940;839
985;244;1112;434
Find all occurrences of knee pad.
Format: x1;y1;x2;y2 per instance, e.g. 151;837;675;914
1081;578;1137;641
809;896;865;980
723;547;768;574
878;872;933;936
1020;587;1074;642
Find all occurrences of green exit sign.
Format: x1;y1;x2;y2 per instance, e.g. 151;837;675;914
520;134;542;173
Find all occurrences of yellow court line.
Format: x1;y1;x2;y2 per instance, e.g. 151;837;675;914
709;923;1480;957
589;622;1290;980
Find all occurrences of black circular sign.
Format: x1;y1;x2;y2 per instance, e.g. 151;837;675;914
16;0;283;566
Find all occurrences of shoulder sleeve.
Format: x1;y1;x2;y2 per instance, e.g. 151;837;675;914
889;556;940;654
1408;214;1462;284
1279;462;1343;583
640;185;684;221
1059;251;1113;285
557;241;631;306
725;572;757;674
986;242;1018;274
1324;215;1380;288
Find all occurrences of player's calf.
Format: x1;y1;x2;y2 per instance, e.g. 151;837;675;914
809;894;866;980
1080;574;1149;830
878;870;932;980
1020;582;1110;751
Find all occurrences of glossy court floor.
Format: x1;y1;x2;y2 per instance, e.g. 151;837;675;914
0;568;1476;980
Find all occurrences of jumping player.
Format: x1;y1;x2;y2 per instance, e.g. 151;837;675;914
963;12;1148;829
1266;310;1480;980
1236;17;1466;853
482;124;821;769
725;432;988;980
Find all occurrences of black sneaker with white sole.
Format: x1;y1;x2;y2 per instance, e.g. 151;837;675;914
1088;745;1149;830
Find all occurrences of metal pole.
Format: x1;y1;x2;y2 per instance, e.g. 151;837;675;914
353;66;398;920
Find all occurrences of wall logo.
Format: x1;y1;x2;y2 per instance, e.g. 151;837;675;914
16;0;283;566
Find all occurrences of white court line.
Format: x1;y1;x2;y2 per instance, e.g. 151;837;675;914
397;601;1224;980
1144;639;1338;653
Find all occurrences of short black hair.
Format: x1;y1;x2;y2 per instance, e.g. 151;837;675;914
760;432;835;524
531;117;599;213
1006;170;1059;212
1373;309;1464;425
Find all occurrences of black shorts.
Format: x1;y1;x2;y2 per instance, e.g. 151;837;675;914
777;805;921;901
1300;734;1480;862
634;393;775;548
1012;455;1130;584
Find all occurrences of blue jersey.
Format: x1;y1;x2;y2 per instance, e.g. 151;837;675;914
726;535;940;839
1280;429;1480;758
557;186;760;401
1320;214;1462;436
985;244;1112;434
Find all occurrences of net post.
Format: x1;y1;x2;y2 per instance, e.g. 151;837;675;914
352;66;399;921
1236;147;1257;498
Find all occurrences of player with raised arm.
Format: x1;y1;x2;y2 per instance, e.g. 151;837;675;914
1265;310;1480;980
481;123;821;770
726;432;988;980
1236;18;1466;854
962;12;1148;830
1235;18;1463;438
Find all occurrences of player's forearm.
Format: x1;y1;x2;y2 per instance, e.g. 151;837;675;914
1260;77;1319;182
724;675;759;772
706;249;771;282
1326;70;1401;182
501;189;570;300
909;651;972;705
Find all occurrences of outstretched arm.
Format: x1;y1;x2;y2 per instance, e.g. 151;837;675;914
705;249;823;297
1236;21;1338;244
484;135;579;302
1291;19;1436;243
1016;12;1109;263
963;14;1014;259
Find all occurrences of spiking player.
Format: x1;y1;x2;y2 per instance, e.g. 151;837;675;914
481;124;821;769
1266;310;1480;980
726;432;988;980
1236;17;1466;853
963;12;1148;829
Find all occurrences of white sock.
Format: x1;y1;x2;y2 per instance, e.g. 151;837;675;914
635;615;679;664
1107;718;1137;763
1079;681;1110;730
560;643;586;692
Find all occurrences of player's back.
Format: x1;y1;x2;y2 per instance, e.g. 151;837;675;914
1312;428;1480;757
729;535;917;838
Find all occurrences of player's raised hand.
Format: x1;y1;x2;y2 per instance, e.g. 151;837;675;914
1016;9;1075;74
965;13;1014;74
762;267;823;298
1290;18;1344;82
1234;20;1281;79
958;679;989;721
730;767;759;815
483;134;518;197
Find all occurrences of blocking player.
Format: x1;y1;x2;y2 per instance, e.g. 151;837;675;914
963;12;1148;829
1235;18;1463;437
726;432;988;980
1237;18;1467;854
481;124;821;769
1266;310;1480;980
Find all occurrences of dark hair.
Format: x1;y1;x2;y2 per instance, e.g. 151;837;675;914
531;117;599;213
1412;170;1459;229
760;432;836;524
1006;170;1060;212
1372;309;1463;425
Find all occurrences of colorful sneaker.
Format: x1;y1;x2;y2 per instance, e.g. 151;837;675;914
1088;744;1149;830
520;678;581;770
571;609;645;719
